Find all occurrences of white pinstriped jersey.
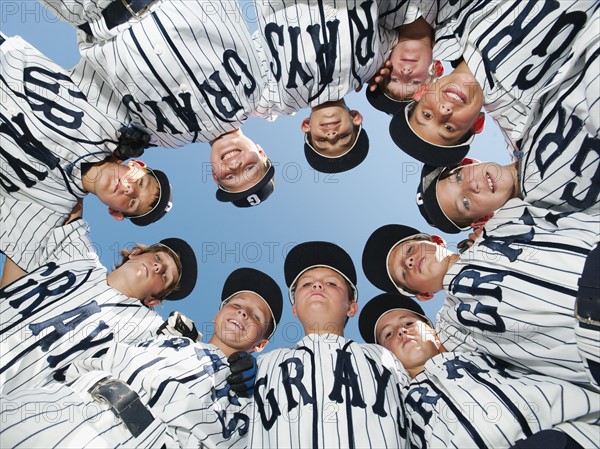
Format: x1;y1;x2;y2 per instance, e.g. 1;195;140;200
431;0;599;159
250;0;413;119
437;198;599;386
248;333;410;449
40;0;268;147
0;336;252;448
519;11;600;216
402;351;600;449
0;217;163;395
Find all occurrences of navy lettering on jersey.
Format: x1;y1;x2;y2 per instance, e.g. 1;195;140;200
123;95;148;128
279;357;316;411
47;321;112;368
254;374;282;430
286;25;315;88
563;135;600;209
264;22;284;81
329;346;366;408
479;228;535;262
162;92;202;135
29;300;102;351
24;66;85;129
217;410;250;439
348;0;376;66
223;49;257;98
199;71;241;121
405;385;439;425
0;112;58;192
143;100;187;135
365;355;392;417
306;20;340;97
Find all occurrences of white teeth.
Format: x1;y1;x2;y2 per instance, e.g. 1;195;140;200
446;91;464;103
229;319;243;330
486;174;494;192
222;150;240;161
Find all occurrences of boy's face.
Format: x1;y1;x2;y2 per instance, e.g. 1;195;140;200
212;293;271;353
292;267;357;329
410;70;484;146
91;160;159;220
301;104;362;157
437;162;515;225
211;132;268;193
118;250;179;302
376;310;439;372
387;238;450;299
386;40;433;100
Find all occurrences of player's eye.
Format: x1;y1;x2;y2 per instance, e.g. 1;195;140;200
155;254;161;262
462;197;470;210
301;281;312;287
402;269;407;280
245;164;255;173
390;76;398;83
253;313;261;322
326;281;337;287
162;274;167;284
225;174;235;181
422;111;432;119
406;245;414;255
129;198;136;208
317;138;327;142
454;168;463;183
384;331;393;340
444;124;455;132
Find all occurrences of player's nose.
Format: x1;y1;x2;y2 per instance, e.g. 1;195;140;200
405;255;414;269
401;66;412;75
237;308;248;318
312;281;324;290
438;102;453;117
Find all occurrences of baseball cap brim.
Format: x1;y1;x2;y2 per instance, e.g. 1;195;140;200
389;101;473;167
221;267;283;339
304;126;369;173
216;162;275;207
366;86;409;115
284;241;358;304
359;293;433;344
159;237;198;301
416;164;468;234
130;168;172;226
362;224;430;296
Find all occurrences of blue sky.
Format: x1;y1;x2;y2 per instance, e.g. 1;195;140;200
2;1;510;350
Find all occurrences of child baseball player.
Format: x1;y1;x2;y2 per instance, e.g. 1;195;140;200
248;241;411;448
362;199;600;388
0;267;283;448
1;34;173;276
388;0;598;166
358;292;600;449
250;0;422;173
34;0;275;207
0;201;198;395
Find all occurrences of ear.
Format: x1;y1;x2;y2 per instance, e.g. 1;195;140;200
429;235;447;247
415;292;434;301
211;171;220;185
255;144;267;159
432;60;444;77
413;85;427;101
347;301;359;318
129;247;142;257
291;303;298;318
128;160;146;168
252;339;269;353
349;110;364;126
142;297;161;307
471;112;485;134
108;207;125;221
301;118;311;133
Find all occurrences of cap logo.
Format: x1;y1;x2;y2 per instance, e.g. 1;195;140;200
164;201;173;213
416;192;423;205
247;194;261;206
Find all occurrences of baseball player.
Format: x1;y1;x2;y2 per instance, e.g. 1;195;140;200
388;0;599;167
0;34;173;275
250;0;421;173
362;199;600;388
248;241;411;449
358;292;600;449
35;0;275;206
0;203;198;395
0;267;283;448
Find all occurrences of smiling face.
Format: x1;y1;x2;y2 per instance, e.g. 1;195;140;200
302;101;363;157
292;267;357;336
410;66;484;146
211;292;271;355
117;250;179;302
375;310;440;377
384;39;434;100
210;129;269;193
84;160;159;220
436;162;518;226
387;238;453;300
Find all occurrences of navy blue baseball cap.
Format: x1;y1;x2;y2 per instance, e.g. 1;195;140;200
366;86;409;115
389;101;474;167
362;224;431;296
284;241;358;304
157;237;198;301
304;126;369;173
221;267;283;339
216;160;275;207
130;168;173;226
359;293;433;344
416;164;469;234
